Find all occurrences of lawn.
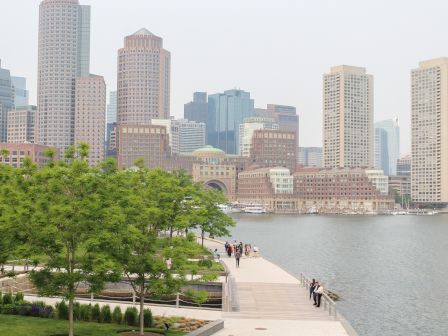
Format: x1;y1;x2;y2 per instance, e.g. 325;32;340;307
0;315;185;336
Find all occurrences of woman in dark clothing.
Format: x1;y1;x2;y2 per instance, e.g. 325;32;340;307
310;279;316;300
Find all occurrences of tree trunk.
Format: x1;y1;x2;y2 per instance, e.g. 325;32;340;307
68;297;74;336
139;289;145;336
201;230;204;247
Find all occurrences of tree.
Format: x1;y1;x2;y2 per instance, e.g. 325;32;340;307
26;144;121;336
0;163;16;273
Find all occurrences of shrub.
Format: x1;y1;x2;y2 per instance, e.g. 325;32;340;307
91;303;101;322
79;304;92;321
143;308;153;328
31;301;46;307
0;304;18;315
198;259;213;269
124;306;138;326
0;291;3;304
73;302;81;321
56;301;68;320
14;292;24;303
100;305;112;323
2;292;13;305
112;306;122;324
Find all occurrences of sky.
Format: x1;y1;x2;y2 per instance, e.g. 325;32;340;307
2;0;448;154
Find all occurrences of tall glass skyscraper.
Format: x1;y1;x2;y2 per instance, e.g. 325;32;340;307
37;0;90;151
11;76;29;107
207;89;254;154
374;118;399;175
374;127;389;175
0;60;14;143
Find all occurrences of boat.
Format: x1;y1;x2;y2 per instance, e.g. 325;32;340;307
217;204;232;214
306;207;318;214
243;206;267;214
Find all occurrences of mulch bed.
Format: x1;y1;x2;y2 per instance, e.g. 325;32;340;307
119;332;161;336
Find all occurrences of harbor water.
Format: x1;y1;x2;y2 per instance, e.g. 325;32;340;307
226;214;448;336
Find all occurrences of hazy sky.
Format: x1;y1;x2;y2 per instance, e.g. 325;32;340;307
2;0;448;154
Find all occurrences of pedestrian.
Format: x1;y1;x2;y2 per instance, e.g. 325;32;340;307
253;245;259;257
213;248;220;260
309;278;316;300
235;250;241;268
225;241;230;253
228;244;233;257
313;281;319;305
314;282;324;307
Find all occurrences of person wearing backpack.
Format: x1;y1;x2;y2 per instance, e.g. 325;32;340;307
235;250;241;268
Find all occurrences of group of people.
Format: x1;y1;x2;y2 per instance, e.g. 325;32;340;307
309;279;324;308
223;240;259;268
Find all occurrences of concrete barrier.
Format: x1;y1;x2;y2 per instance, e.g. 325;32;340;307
185;319;224;336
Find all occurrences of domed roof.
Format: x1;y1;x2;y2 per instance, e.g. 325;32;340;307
193;145;225;155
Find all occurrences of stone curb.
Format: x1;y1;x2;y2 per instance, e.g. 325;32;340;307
185;319;224;336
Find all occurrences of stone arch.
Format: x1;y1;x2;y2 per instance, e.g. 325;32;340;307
205;180;228;193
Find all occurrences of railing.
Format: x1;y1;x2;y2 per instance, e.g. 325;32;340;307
299;273;338;318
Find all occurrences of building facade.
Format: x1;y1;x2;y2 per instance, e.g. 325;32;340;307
74;75;106;166
239;117;278;157
298;147;322;167
0;143;59;167
207;89;254;154
250;129;296;171
0;60;14;143
411;58;448;204
11;76;29;107
7;105;36;144
37;0;90;152
105;91;117;159
374;127;389;175
323;65;374;168
117;28;170;125
374;118;399;175
396;155;411;177
184;92;208;125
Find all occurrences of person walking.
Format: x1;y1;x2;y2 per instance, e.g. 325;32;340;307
313;281;319;305
309;278;316;300
224;241;230;254
314;282;324;307
228;244;233;257
235;250;241;268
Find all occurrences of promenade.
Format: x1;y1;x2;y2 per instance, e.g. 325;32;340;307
204;238;354;336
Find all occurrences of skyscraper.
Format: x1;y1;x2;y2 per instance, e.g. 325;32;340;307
7;105;36;144
239;117;279;157
74;75;106;166
0;60;14;143
375;118;400;175
184;92;208;125
374;127;389;175
106;91;117;124
105;91;117;158
207;89;254;154
117;28;171;125
37;0;90;152
323;65;373;168
11;76;29;107
411;58;448;204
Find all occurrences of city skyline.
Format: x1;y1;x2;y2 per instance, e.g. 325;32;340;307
3;0;448;154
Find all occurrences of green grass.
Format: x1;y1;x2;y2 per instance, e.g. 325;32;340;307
0;315;185;336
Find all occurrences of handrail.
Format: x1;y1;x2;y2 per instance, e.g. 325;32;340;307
299;272;337;318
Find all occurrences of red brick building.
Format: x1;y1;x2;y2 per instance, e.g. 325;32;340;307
0;143;59;167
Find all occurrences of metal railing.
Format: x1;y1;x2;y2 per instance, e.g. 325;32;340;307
299;273;338;318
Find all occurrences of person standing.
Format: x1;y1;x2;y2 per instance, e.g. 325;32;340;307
315;282;324;307
235;250;241;268
309;279;316;300
313;281;319;305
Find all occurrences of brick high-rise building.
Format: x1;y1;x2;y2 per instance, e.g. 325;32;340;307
239;117;278;157
0;143;59;167
7;105;36;144
411;58;448;204
37;0;91;152
250;129;296;171
323;65;373;168
74;75;106;166
117;28;171;125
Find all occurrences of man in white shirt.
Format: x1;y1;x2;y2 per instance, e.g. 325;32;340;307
314;283;324;307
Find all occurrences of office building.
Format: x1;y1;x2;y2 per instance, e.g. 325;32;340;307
323;65;373;168
106;91;117;124
0;60;14;143
37;0;90;152
411;58;448;204
11;76;29;107
374;127;389;175
74;75;106;166
105;92;117;159
7;105;36;143
0;143;59;167
239;117;278;157
250;129;296;171
207;89;254;154
375;118;400;175
255;104;299;146
397;155;411;177
117;28;171;125
298;147;322;167
184;92;208;125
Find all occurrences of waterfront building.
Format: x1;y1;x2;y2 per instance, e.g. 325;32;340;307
239;117;278;157
374;128;389;175
11;76;29;107
207;89;254;154
7;105;36;143
0;143;59;167
117;124;170;169
298;147;322;167
389;175;411;202
411;58;448;204
184;92;208;125
37;0;91;152
237;167;296;211
323;65;374;168
375;118;400;175
117;28;171;125
250;129;296;171
0;60;14;143
74;75;106;166
365;169;389;195
294;168;394;213
396;155;411;177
